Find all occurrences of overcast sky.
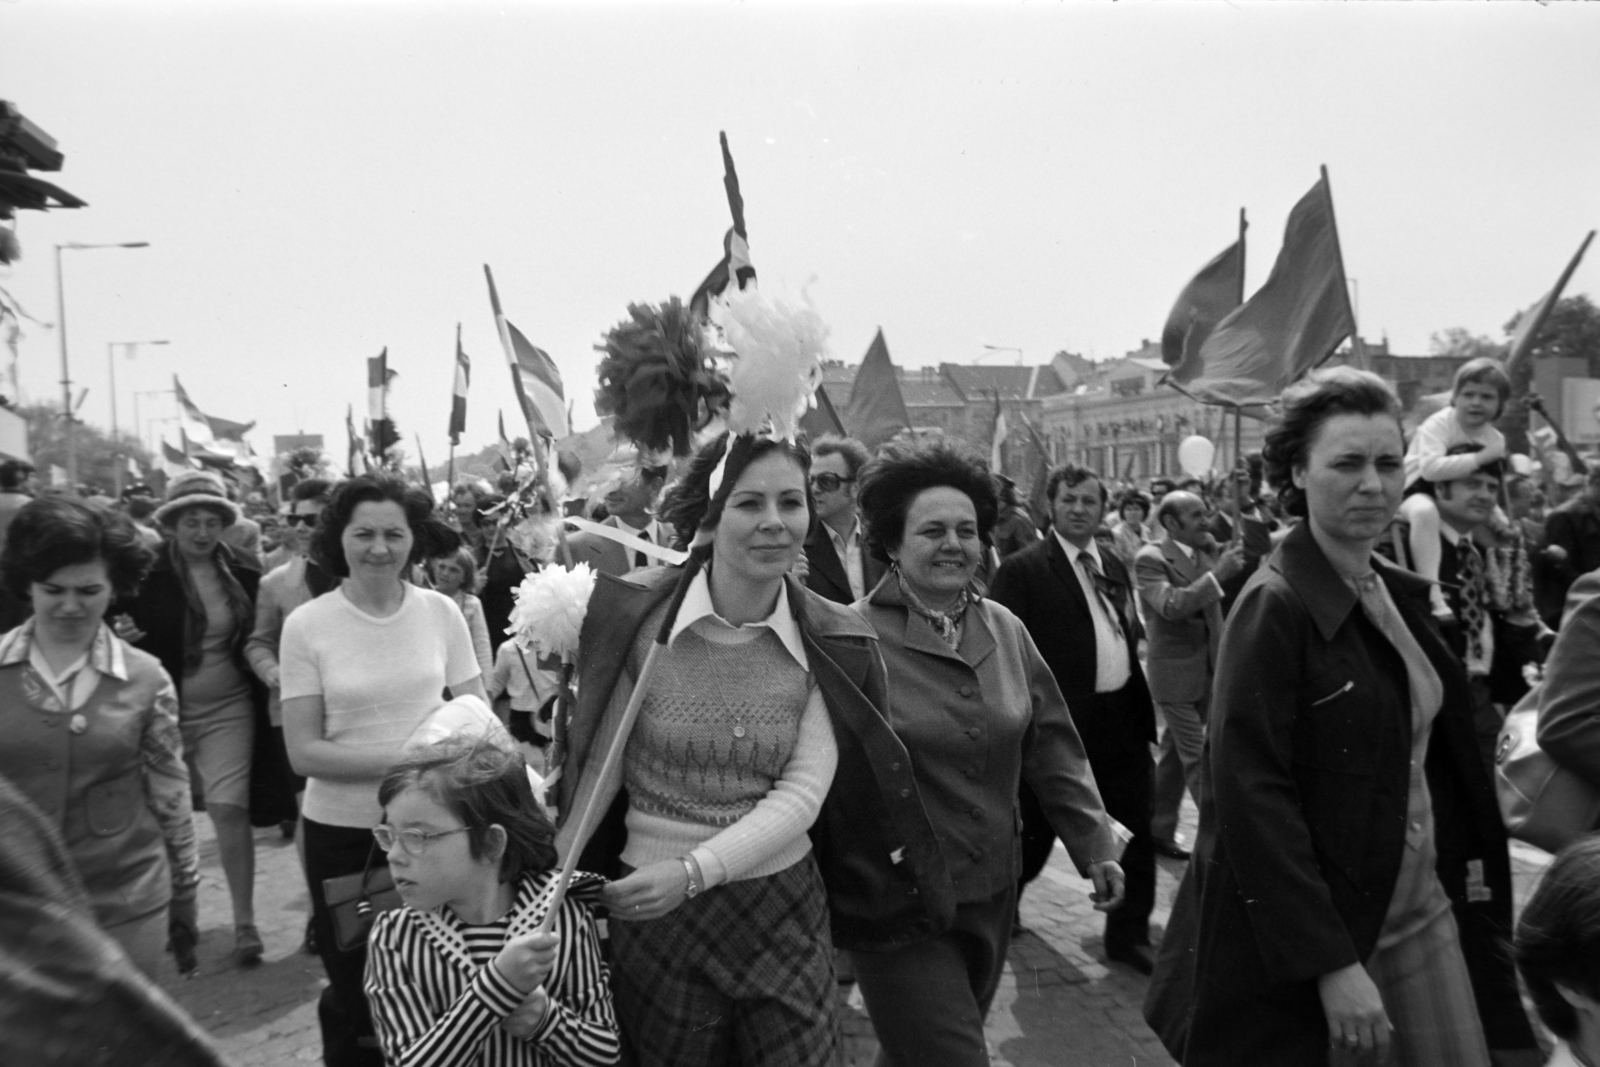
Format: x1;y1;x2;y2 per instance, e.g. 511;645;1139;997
3;0;1597;464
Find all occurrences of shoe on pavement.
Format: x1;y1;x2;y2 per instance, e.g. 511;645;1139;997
1105;942;1154;975
1152;839;1191;861
234;924;264;966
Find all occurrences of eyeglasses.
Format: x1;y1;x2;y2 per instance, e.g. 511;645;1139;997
809;473;856;493
372;824;468;856
284;513;318;526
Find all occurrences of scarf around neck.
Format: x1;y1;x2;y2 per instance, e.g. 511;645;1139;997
895;566;972;649
169;539;254;677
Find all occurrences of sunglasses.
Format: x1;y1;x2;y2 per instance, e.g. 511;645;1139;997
809;473;856;493
284;514;318;527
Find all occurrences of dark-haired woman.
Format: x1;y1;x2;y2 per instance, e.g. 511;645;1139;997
364;738;620;1067
1513;836;1600;1067
118;469;277;965
850;440;1125;1067
556;435;950;1067
1148;367;1535;1066
0;497;200;978
282;475;487;1067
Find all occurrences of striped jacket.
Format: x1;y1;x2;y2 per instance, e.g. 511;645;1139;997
365;870;619;1067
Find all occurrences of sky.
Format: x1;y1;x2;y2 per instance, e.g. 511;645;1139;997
2;0;1598;467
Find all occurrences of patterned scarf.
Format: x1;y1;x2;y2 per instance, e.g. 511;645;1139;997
169;539;254;677
895;565;972;649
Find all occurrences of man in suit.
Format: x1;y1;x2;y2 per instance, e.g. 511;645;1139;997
1540;464;1600;629
991;463;1158;973
804;436;885;604
564;465;669;577
1135;491;1244;862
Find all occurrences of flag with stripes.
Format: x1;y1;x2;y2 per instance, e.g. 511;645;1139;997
172;375;216;446
368;348;399;455
483;266;567;439
688;131;756;322
449;325;470;446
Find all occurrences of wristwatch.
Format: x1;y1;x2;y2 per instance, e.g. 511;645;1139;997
680;855;702;899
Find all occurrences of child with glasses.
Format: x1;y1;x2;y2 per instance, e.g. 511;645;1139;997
365;737;620;1067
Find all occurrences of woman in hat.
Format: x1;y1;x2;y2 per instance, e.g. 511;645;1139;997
117;469;277;965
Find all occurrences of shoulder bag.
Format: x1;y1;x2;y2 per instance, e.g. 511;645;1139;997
322;842;403;952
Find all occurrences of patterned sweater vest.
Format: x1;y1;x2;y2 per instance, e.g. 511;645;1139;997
622;611;810;828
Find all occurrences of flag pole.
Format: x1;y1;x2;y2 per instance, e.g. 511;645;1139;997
1507;230;1596;375
1317;164;1359;373
1237;206;1248;306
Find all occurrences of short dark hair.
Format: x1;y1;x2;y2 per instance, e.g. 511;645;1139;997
1117;491;1151;521
310;475;460;577
659;433;811;550
1514;836;1600;1041
290;478;333;506
1045;464;1108;509
857;440;998;563
1;497;155;599
377;738;555;882
810;435;871;480
1262;367;1403;519
1413;443;1504;500
0;459;35;491
1453;357;1512;418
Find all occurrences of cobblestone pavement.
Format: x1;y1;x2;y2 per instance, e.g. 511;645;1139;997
156;799;1553;1067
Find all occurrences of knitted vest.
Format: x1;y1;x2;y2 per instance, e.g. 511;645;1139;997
623;609;810;828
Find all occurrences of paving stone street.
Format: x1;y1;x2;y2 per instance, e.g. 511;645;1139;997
156;798;1553;1066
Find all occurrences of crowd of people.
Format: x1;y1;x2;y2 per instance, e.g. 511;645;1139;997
3;357;1600;1067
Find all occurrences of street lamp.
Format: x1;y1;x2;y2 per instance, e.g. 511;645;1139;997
55;240;149;485
108;339;168;493
134;389;176;456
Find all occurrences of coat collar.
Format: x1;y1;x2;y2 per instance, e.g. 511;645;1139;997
867;569;997;668
1271;521;1434;642
1161;536;1204;582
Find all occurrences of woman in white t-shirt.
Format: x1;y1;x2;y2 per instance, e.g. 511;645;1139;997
282;476;485;1067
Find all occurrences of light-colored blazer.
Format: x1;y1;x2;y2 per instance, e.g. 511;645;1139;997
1134;538;1225;706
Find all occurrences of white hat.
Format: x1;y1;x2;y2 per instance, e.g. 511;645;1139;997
153;469;241;528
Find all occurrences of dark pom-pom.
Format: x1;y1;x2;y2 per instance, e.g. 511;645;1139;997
594;298;729;458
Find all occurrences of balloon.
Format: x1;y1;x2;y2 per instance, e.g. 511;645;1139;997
1177;435;1216;478
1509;453;1534;476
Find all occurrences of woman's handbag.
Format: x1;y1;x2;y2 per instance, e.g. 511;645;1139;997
1495;687;1600;854
321;843;402;952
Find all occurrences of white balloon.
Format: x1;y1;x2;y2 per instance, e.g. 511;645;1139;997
1177;435;1216;478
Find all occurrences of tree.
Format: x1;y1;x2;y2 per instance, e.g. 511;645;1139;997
1428;327;1506;362
17;402;156;492
1501;294;1600;454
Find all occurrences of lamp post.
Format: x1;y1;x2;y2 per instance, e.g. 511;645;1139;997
134;389;176;456
55;241;149;485
108;340;168;494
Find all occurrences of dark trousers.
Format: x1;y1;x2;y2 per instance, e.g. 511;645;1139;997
302;817;385;1067
849;886;1015;1067
1019;744;1154;950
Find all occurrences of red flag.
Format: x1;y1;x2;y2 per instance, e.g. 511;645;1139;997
1174;170;1354;407
1506;230;1595;374
1162;211;1246;379
798;382;846;441
843;329;911;448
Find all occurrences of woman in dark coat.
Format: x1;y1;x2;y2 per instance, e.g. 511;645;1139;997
1145;367;1536;1066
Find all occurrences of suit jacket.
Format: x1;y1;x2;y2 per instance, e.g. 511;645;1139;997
989;534;1155;757
1145;522;1534;1065
855;578;1122;903
1537;578;1600;792
563;515;659;579
1542;495;1600;622
803;517;886;606
1134;539;1225;706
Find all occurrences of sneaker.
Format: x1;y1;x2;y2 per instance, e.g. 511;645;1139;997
234;924;264;966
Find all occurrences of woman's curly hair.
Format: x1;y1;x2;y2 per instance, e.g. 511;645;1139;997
311;475;461;577
856;439;998;563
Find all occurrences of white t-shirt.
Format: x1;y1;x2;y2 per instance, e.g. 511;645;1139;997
280;585;481;827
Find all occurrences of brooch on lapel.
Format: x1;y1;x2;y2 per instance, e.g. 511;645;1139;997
70;713;88;735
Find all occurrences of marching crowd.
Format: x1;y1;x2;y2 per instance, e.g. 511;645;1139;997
4;359;1600;1067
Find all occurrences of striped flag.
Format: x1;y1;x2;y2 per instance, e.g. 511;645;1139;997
449;324;470;446
345;404;363;476
688;131;757;322
368;348;399;456
990;394;1008;475
484;265;567;439
173;375;216;446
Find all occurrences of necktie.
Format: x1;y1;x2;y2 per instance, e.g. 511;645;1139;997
1456;543;1487;668
634;528;652;570
1079;553;1126;639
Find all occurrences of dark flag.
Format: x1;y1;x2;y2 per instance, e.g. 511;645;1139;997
843;329;912;448
798;382;847;440
449;323;469;446
1162;211;1246;382
688;131;756;321
1506;230;1595;374
367;349;400;456
1173;169;1354;407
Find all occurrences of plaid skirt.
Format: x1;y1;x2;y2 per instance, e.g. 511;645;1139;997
609;853;841;1067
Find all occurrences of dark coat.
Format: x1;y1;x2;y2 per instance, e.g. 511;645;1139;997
1541;494;1600;627
552;566;956;953
988;533;1155;756
1144;522;1535;1065
801;516;886;607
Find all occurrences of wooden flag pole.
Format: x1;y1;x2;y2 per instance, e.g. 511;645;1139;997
536;550;707;933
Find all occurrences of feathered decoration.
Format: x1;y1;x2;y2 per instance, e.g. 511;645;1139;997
721;287;828;441
507;563;597;661
594;298;729;458
0;227;19;266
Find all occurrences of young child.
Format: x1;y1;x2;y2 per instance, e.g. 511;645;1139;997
364;738;619;1067
1400;357;1512;619
486;639;560;775
430;548;494;681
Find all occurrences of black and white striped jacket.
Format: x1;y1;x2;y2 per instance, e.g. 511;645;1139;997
365;870;619;1067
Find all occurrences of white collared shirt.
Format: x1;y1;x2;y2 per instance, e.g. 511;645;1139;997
1440;523;1494;677
669;568;810;671
1054;531;1132;693
822;516;866;601
0;620;128;712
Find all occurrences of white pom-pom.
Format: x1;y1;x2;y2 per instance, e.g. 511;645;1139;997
721;287;827;441
506;563;597;661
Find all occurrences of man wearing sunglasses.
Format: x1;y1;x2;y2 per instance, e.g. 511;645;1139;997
804;436;884;605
